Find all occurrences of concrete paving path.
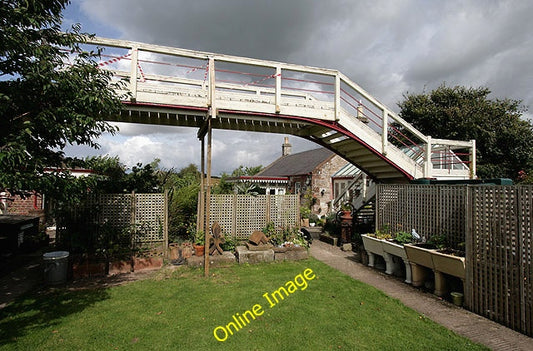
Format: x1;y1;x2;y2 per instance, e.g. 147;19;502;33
310;240;533;351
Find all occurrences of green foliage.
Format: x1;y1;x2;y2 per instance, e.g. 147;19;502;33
194;230;205;245
161;164;201;242
213;165;264;195
0;0;123;200
230;165;263;177
393;231;413;245
263;222;309;247
427;234;448;250
323;212;340;236
83;156;161;193
397;84;533;180
220;235;236;252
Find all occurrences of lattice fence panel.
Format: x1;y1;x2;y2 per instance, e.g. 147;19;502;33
89;193;166;244
93;194;132;229
235;195;268;240
206;194;299;240
467;186;533;336
134;193;167;244
376;184;466;247
208;194;235;238
269;195;299;229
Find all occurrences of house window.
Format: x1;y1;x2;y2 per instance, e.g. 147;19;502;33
295;182;301;194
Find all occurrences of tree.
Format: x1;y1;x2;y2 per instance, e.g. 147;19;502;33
0;0;123;200
397;85;533;180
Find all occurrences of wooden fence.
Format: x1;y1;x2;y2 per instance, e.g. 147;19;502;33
376;184;533;336
466;186;533;336
201;194;299;240
57;192;168;247
376;184;467;248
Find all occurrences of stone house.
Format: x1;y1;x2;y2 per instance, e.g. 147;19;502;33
241;137;348;215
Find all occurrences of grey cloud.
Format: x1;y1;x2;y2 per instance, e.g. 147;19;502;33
71;0;533;170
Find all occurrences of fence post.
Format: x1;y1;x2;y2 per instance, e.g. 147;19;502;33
266;194;271;224
464;185;472;310
164;190;169;248
130;191;136;246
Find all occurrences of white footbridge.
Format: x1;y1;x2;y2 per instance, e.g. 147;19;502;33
85;37;476;184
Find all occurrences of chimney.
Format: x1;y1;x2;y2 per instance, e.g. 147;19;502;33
282;137;292;156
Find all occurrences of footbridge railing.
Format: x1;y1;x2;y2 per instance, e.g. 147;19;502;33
76;36;475;181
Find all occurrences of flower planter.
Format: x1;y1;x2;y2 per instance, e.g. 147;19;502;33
361;234;384;268
194;245;205;257
381;240;412;284
404;244;466;296
432;250;466;280
404;243;436;288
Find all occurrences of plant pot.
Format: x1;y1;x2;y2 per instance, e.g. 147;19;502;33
451;292;464;307
194;244;205;256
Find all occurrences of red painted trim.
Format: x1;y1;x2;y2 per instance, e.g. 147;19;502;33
217;108;413;180
119;102;413;180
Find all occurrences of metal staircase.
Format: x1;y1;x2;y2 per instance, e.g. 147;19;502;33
80;36;476;184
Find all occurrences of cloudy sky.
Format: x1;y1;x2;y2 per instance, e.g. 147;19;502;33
62;0;533;175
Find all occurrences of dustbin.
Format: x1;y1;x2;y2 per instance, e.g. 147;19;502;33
43;251;69;285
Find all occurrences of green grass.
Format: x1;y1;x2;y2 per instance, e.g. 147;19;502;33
0;258;487;350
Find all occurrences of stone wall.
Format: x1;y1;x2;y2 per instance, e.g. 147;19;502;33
312;155;348;215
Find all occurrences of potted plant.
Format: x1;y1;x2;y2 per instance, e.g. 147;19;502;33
194;230;205;256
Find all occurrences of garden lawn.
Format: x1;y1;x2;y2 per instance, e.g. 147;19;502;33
0;258;487;350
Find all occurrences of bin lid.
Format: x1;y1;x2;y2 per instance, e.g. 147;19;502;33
43;251;70;260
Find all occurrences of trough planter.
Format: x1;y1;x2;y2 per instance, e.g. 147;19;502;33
432;250;466;279
404;243;436;288
404;243;466;296
361;234;397;274
361;234;383;268
381;240;412;284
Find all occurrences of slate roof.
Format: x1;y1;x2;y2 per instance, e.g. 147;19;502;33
257;148;335;177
